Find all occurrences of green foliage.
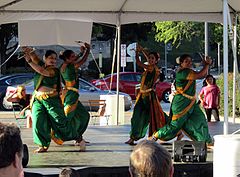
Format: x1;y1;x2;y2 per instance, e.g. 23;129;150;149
155;21;203;47
210;23;222;44
154;21;240;55
216;73;240;118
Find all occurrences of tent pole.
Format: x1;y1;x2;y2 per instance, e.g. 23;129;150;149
227;7;238;124
223;0;229;135
217;43;221;75
116;14;121;125
204;22;209;56
232;14;238;123
204;22;209;74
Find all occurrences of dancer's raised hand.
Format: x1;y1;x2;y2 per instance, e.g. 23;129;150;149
203;56;212;65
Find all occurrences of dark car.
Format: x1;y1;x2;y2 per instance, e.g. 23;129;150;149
0;73;34;110
91;72;171;103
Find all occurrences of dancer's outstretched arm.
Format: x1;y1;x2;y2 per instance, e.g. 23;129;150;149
191;56;212;80
74;43;90;68
135;44;149;70
23;48;55;77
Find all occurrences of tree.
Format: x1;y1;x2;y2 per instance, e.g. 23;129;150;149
155;21;240;54
155;21;204;47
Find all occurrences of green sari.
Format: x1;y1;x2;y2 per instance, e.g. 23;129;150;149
32;63;82;147
154;68;212;143
60;63;90;138
130;65;167;140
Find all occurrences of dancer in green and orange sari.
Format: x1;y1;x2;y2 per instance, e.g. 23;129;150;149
22;47;87;153
153;54;213;144
59;43;90;147
125;44;168;145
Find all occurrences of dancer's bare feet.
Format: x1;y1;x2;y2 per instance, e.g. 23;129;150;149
207;143;214;150
150;134;158;142
125;138;136;145
34;146;48;153
74;139;86;151
176;131;184;141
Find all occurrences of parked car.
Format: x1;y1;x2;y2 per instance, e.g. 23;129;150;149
91;72;171;103
161;68;176;82
0;73;34;110
3;78;133;111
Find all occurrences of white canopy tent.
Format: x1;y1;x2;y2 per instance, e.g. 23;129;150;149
0;0;239;134
0;0;239;24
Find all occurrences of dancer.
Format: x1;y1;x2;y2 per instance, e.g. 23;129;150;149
125;44;167;145
7;85;32;128
199;74;220;122
22;47;85;153
152;54;212;144
59;43;90;146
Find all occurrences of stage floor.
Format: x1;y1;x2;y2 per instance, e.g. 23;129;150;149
1;112;240;175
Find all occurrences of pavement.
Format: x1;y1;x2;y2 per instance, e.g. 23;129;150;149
0;110;240;175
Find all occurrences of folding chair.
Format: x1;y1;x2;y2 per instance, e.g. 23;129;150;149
12;102;27;128
88;100;111;125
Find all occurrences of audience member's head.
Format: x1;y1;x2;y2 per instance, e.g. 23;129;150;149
59;168;80;177
0;122;23;177
129;140;173;177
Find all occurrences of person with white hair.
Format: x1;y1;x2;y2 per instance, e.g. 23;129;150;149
129;140;174;177
7;85;32;128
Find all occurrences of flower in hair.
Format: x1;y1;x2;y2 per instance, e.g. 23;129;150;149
176;57;180;64
59;51;64;55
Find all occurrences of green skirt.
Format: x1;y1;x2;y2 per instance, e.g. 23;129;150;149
63;90;90;137
130;91;167;140
32;96;82;147
155;102;212;143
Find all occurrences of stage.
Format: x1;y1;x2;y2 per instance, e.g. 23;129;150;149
1;112;240;177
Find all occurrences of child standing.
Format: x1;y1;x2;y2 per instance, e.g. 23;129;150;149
199;75;220;122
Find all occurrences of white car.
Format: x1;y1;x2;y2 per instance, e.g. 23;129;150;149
3;78;133;111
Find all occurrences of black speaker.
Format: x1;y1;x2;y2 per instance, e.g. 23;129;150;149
22;144;29;167
173;140;207;162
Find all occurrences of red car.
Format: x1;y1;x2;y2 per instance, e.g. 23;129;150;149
91;72;171;103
